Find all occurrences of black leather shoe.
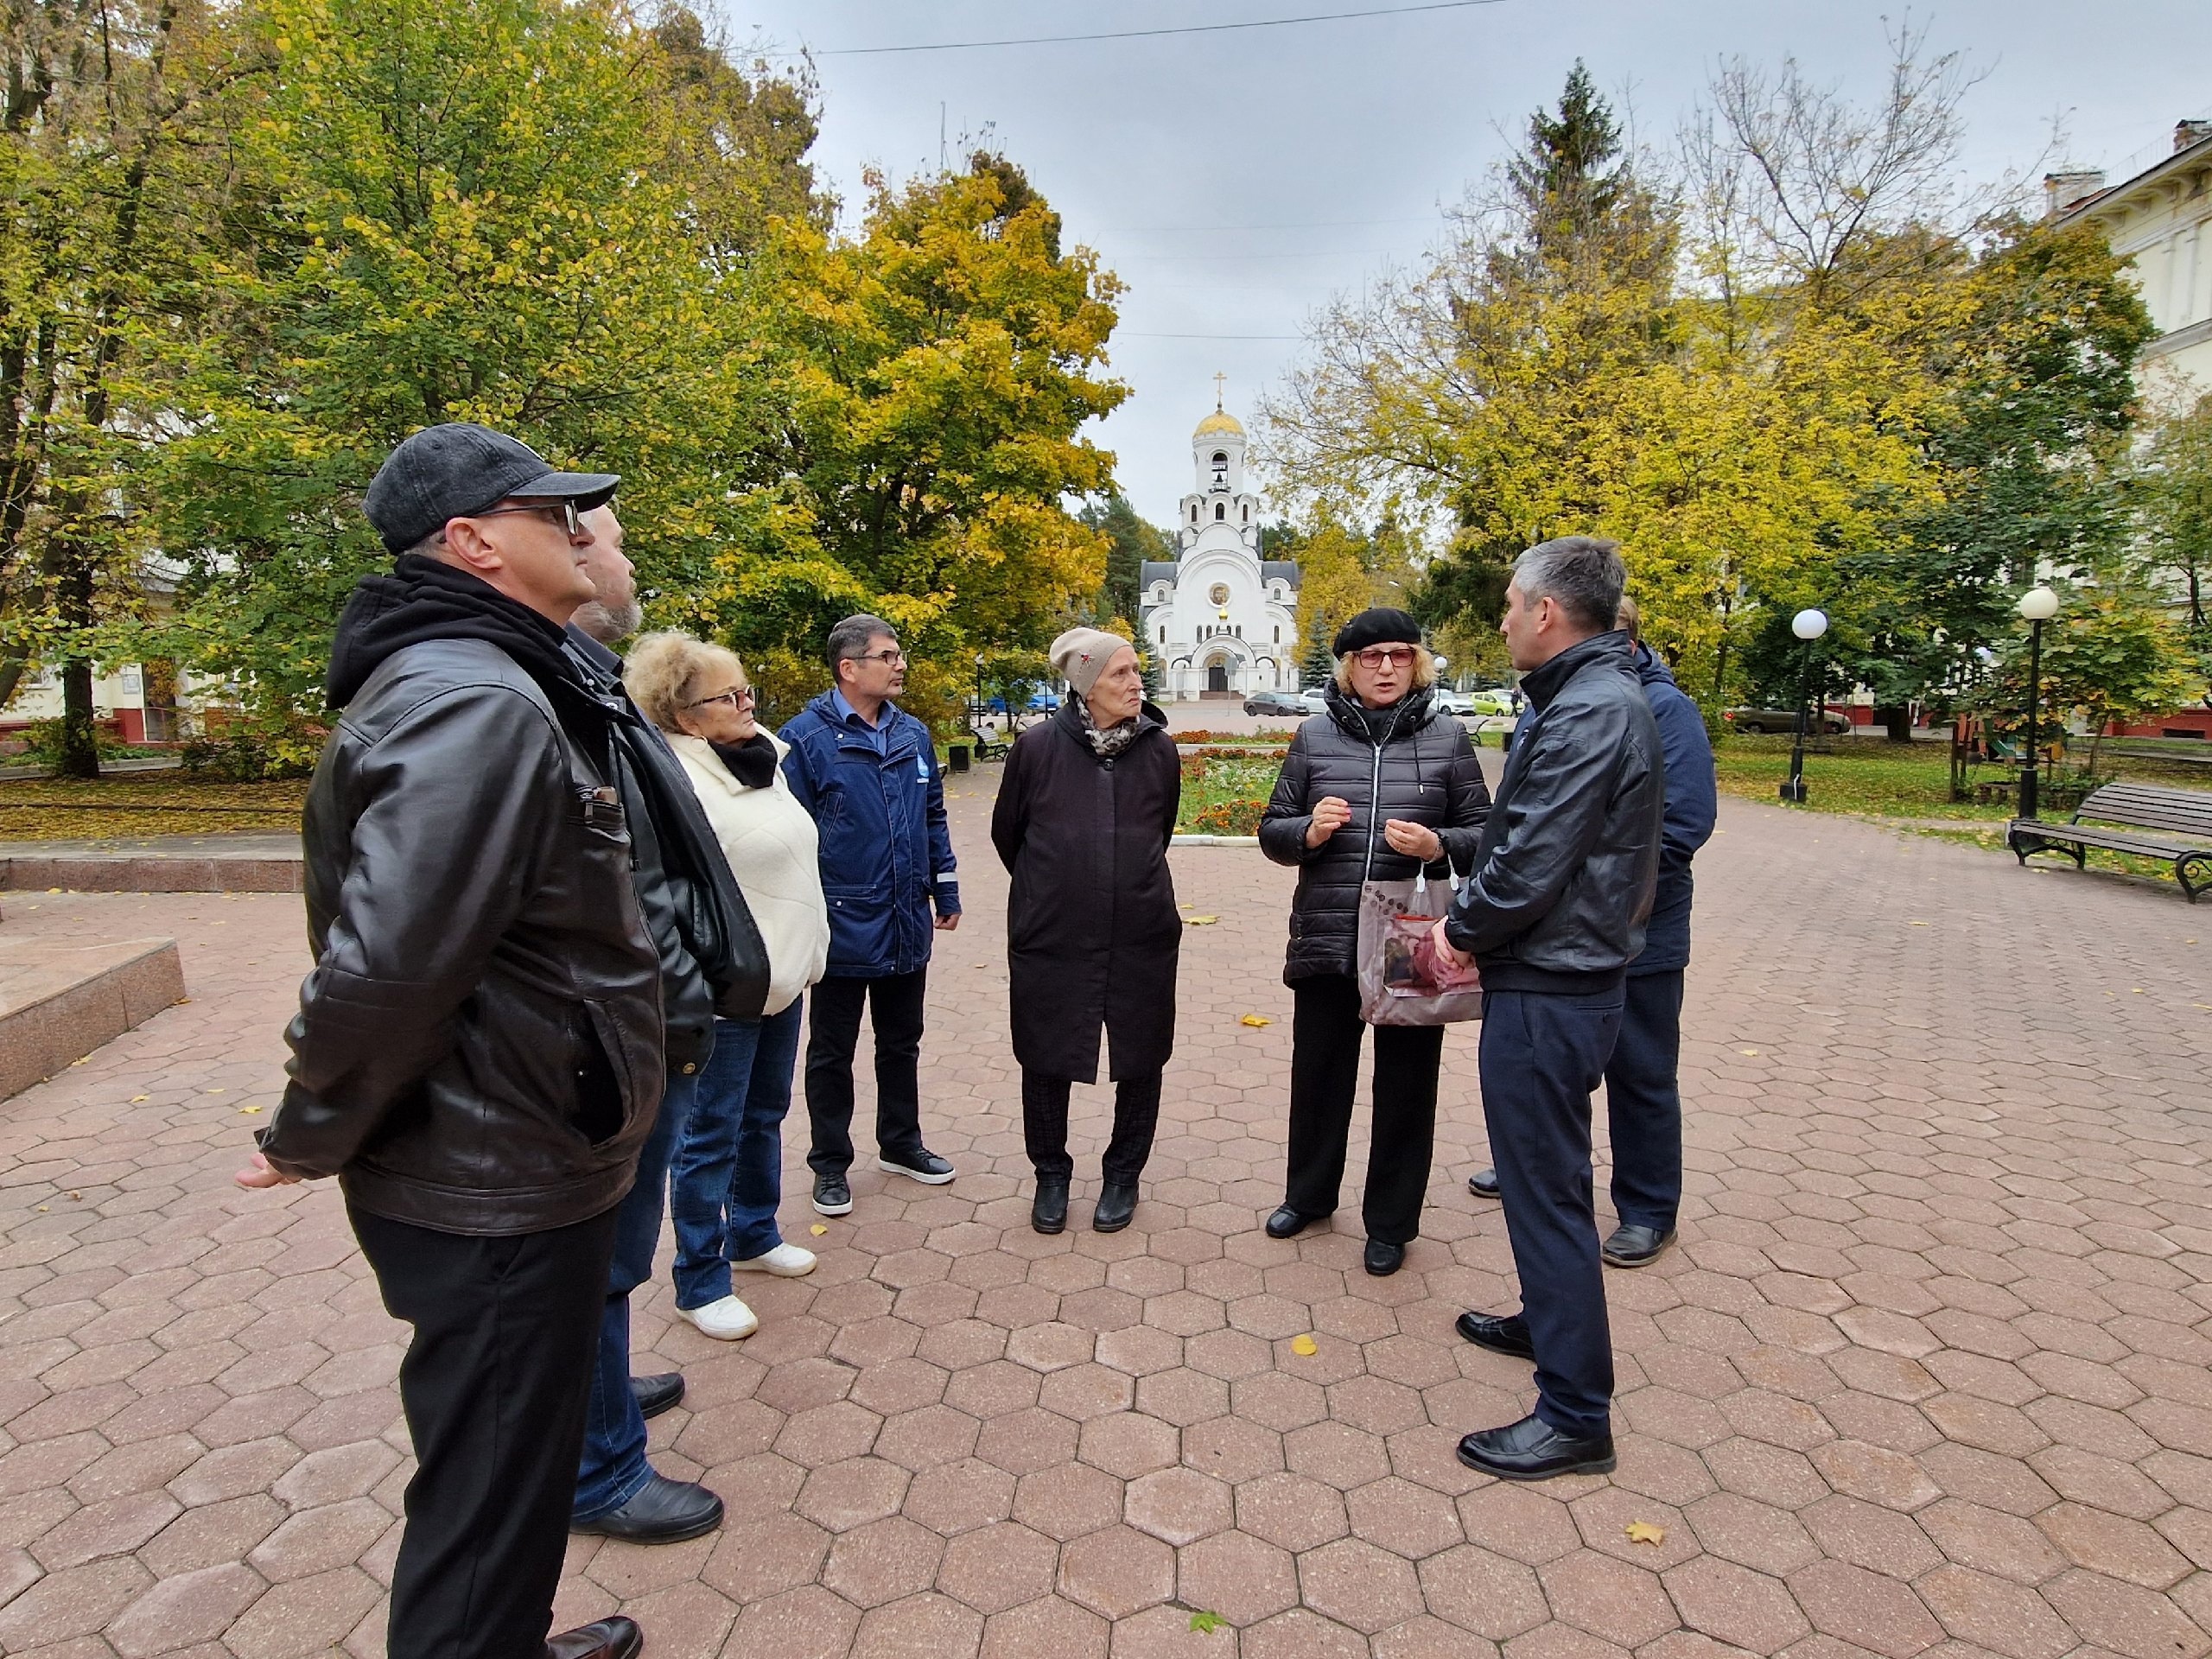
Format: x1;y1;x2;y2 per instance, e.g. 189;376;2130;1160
571;1472;724;1543
1602;1224;1676;1268
1093;1180;1138;1233
1457;1413;1617;1481
1364;1238;1406;1276
1032;1179;1069;1235
631;1372;683;1420
1264;1205;1319;1240
1467;1166;1501;1199
1455;1310;1535;1359
812;1173;852;1216
546;1615;642;1659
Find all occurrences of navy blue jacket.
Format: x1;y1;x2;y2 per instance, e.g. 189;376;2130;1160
779;691;959;978
1628;643;1716;976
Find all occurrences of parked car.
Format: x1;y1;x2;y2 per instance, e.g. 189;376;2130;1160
1432;688;1476;715
1244;689;1309;716
1298;687;1329;712
1465;688;1521;717
982;688;1061;715
1725;706;1852;735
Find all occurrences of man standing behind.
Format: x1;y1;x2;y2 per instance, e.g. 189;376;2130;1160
780;614;961;1217
1431;536;1664;1483
563;505;760;1541
1464;595;1715;1270
236;423;658;1659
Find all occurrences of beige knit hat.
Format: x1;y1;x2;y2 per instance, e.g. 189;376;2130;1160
1049;626;1131;698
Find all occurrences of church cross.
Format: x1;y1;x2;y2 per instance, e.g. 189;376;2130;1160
1213;371;1227;410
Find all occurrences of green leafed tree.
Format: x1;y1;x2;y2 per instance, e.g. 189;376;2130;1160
143;0;820;733
1078;493;1172;632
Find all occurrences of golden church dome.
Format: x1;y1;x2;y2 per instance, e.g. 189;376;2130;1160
1194;407;1244;438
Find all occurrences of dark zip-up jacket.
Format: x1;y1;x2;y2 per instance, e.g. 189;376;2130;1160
264;571;665;1235
1444;630;1663;995
992;698;1180;1082
779;691;958;978
1258;683;1491;983
1629;643;1716;976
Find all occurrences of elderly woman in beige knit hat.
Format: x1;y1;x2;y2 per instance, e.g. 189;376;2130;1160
990;627;1182;1235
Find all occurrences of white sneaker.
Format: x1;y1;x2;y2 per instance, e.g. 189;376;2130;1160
673;1295;758;1340
732;1243;817;1278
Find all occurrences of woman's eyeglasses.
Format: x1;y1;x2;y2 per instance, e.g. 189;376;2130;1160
686;685;754;711
1353;646;1417;670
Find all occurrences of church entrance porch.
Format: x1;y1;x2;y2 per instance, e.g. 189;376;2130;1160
1206;661;1230;693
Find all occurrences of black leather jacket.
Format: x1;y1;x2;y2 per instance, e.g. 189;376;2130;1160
1259;683;1491;982
1443;631;1663;994
264;632;666;1235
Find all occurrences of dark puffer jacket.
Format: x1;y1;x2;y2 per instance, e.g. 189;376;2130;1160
1257;683;1491;982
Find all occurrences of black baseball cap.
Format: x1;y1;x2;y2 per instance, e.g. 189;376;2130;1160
362;423;620;554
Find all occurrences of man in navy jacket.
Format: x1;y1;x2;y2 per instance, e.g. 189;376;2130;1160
1467;595;1716;1269
780;614;962;1217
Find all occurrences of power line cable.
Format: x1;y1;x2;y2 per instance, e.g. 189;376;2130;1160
817;0;1511;57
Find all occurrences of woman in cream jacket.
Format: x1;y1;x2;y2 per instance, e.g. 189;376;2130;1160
625;633;830;1340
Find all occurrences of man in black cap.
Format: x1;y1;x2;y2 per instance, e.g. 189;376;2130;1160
236;423;659;1659
1430;536;1664;1483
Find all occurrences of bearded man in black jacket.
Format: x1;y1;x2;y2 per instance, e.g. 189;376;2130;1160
237;424;661;1659
1431;535;1665;1483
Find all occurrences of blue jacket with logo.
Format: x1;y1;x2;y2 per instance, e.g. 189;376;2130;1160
779;691;959;978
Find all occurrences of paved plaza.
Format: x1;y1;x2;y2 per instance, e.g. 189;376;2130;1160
0;773;2209;1659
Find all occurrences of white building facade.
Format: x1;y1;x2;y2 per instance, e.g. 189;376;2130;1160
1139;403;1300;701
2054;118;2212;398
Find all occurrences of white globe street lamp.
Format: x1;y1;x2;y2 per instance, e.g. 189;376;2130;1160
1782;609;1831;803
2016;587;2060;817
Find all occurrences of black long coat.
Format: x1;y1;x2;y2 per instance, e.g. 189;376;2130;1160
991;699;1181;1083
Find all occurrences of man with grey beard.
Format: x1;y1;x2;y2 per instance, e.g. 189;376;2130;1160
559;506;762;1542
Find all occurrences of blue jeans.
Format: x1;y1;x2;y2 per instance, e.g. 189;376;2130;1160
1478;987;1625;1440
572;1067;694;1523
669;1004;804;1311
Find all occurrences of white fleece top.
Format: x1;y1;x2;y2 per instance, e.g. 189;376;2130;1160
666;730;830;1018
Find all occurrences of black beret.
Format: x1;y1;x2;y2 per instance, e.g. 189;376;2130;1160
1332;607;1424;656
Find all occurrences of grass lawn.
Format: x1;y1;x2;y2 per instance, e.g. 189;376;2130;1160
1713;734;2012;823
0;776;308;840
1718;732;2212;886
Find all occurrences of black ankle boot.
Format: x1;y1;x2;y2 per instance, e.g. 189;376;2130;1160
1093;1179;1138;1233
1032;1179;1070;1234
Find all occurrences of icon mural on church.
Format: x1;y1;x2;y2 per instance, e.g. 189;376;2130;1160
1137;386;1302;702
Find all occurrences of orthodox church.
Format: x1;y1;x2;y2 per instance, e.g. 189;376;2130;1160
1138;391;1302;701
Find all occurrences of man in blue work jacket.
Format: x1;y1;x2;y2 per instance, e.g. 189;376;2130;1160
1466;594;1717;1270
780;614;962;1218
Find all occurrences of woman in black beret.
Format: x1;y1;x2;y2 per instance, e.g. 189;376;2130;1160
1256;608;1491;1274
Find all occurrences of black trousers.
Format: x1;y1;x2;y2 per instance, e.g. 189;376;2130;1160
1604;969;1685;1232
350;1200;619;1659
1022;1068;1163;1185
1284;974;1444;1246
1478;987;1625;1439
805;969;928;1177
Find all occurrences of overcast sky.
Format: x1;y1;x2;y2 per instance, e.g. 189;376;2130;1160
708;1;2211;530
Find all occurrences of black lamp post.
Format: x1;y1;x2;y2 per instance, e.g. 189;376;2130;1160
2016;585;2059;819
1779;607;1829;804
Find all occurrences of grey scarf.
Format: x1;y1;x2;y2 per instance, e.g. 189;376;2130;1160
1073;695;1140;758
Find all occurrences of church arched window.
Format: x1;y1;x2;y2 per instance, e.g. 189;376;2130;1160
1212;453;1228;467
1242;505;1249;523
1214;503;1225;521
1189;505;1198;524
1274;626;1281;643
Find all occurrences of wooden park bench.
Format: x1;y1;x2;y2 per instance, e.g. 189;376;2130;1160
2007;783;2212;902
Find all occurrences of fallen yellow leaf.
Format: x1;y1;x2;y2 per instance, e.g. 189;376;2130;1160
1240;1014;1271;1028
1625;1521;1666;1545
810;1224;829;1236
1289;1334;1319;1357
238;1105;262;1115
130;1095;149;1103
1739;1049;1758;1057
206;1088;226;1094
1909;920;1929;927
1188;915;1219;925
